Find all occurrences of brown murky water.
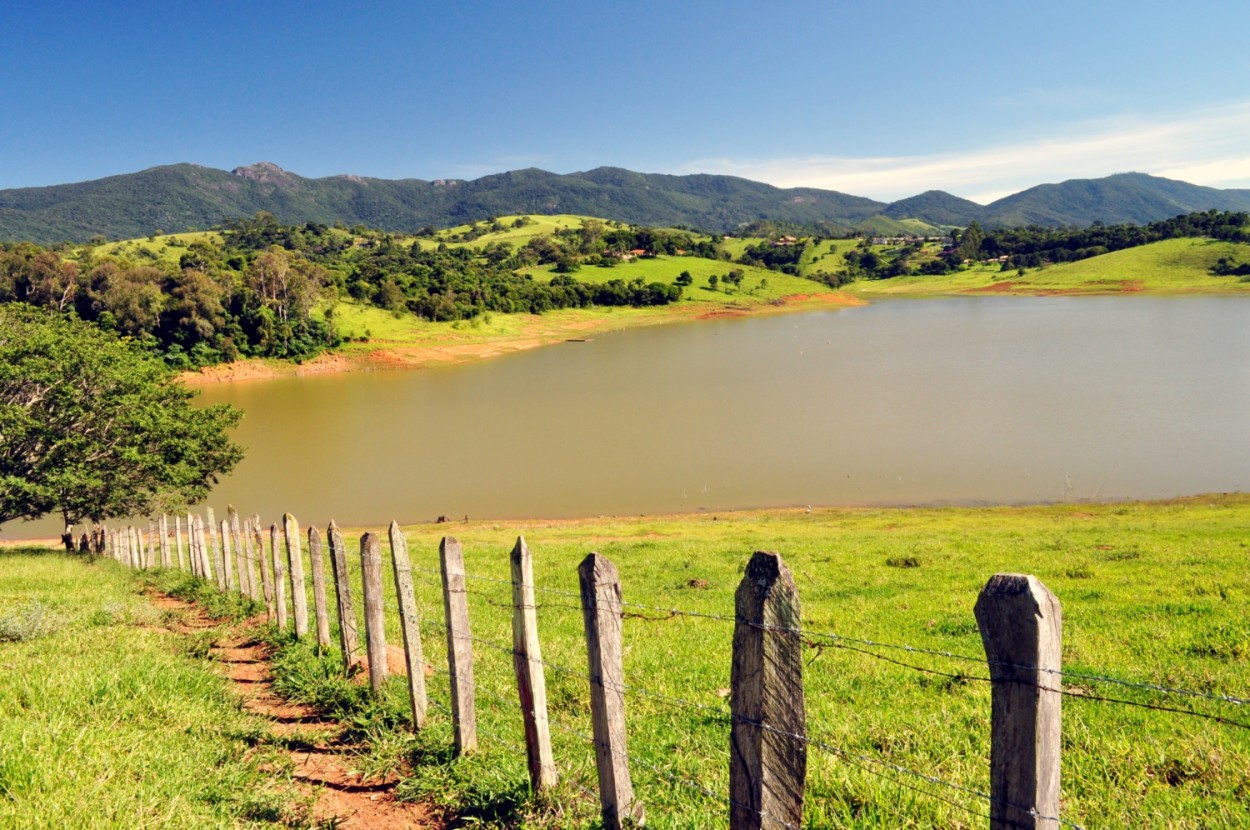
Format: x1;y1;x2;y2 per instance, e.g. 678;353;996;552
10;297;1250;538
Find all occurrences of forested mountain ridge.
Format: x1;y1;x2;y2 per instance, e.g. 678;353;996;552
4;162;1250;244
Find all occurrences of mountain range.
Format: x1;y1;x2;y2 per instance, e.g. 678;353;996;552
3;162;1250;244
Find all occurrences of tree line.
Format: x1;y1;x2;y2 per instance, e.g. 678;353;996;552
0;214;697;369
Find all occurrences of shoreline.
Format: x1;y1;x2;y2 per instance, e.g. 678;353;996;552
7;491;1246;547
180;291;861;385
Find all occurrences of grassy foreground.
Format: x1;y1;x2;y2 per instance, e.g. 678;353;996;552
266;495;1250;828
3;497;1247;827
0;552;295;828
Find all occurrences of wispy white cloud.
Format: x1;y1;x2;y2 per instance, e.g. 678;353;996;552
683;101;1250;203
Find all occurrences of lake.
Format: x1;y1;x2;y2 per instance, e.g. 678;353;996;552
9;296;1250;538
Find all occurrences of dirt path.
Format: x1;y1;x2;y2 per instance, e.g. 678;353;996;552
151;594;441;829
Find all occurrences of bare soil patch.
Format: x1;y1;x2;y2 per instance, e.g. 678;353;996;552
152;593;442;829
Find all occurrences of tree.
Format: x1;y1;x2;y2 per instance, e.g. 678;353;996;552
0;305;243;530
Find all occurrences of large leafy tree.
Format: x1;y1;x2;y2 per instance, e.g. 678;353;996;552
0;304;243;530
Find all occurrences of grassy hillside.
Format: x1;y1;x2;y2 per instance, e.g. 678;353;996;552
14;496;1240;826
852;238;1250;296
257;495;1249;827
0;551;291;828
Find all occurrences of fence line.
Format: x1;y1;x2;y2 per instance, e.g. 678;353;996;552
91;511;1246;829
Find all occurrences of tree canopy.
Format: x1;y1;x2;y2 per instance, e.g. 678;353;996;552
0;304;243;529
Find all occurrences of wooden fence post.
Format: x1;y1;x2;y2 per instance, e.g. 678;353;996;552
244;519;261;603
308;526;332;648
159;514;170;568
146;522;156;568
579;553;643;829
193;515;211;580
510;536;558;793
255;521;274;618
284;513;309;639
207;507;224;589
974;574;1063;830
271;524;288;630
180;515;188;575
729;551;806;830
328;521;360;671
221;519;235;591
389;522;428;729
183;513;194;575
439;536;477;755
229;506;248;598
360;532;389;695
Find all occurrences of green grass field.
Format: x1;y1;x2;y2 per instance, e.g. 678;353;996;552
0;552;296;828
853;238;1250;297
5;496;1248;827
85;231;223;267
256;496;1250;828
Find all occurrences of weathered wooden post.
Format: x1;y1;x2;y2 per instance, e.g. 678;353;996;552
186;518;197;577
221;519;235;591
328;520;360;671
307;526;332;648
730;551;806;830
180;513;191;573
360;532;389;694
388;521;427;729
196;516;211;580
255;522;275;617
271;524;288;630
511;536;558;793
284;513;309;639
244;519;261;603
146;521;157;568
228;507;248;597
975;574;1063;830
440;537;477;755
579;553;643;829
207;507;224;590
159;515;170;568
232;526;246;596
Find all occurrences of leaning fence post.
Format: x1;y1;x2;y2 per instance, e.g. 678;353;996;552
730;551;806;830
159;515;170;568
328;520;360;671
511;536;558;793
207;507;224;589
579;553;644;829
360;532;389;695
308;526;332;648
229;507;248;598
975;574;1063;830
221;519;235;591
389;521;428;729
284;513;309;639
197;517;213;581
440;536;477;755
271;524;288;630
255;521;274;618
244;519;261;603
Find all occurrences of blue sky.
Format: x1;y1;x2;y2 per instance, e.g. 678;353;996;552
3;0;1249;203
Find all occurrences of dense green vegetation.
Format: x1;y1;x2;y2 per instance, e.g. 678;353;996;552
4;207;1250;371
0;306;242;528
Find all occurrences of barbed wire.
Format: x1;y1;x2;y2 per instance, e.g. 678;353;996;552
422;619;1085;826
